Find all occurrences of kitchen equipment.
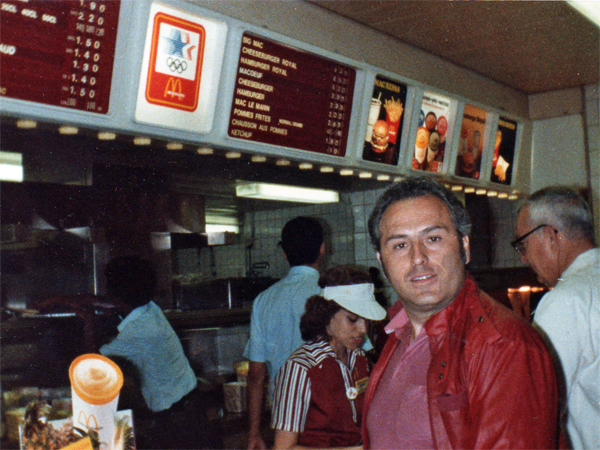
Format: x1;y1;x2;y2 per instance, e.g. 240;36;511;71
174;277;277;310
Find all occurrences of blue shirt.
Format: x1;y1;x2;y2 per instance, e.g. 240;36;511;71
100;301;197;412
244;265;320;395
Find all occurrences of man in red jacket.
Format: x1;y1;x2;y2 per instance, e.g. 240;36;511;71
362;176;559;449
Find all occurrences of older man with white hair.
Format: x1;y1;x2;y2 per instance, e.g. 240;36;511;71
515;186;599;449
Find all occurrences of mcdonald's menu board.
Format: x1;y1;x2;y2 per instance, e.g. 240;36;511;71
0;0;120;114
228;33;356;157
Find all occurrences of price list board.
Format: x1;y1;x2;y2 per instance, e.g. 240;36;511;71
0;0;120;114
228;32;356;157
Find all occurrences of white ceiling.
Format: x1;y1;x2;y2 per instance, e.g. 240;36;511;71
309;0;599;94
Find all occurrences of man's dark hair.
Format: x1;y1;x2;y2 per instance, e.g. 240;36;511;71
104;256;157;308
280;216;324;267
300;265;372;342
519;186;595;244
368;176;471;259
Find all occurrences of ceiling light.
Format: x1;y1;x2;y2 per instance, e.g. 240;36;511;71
251;155;267;162
299;162;313;170
236;182;339;204
134;136;151;145
225;151;242;159
197;147;213;155
568;0;600;26
205;224;240;233
340;168;353;176
16;119;37;129
276;159;291;166
59;126;78;135
0;151;23;182
487;190;498;197
359;171;372;179
498;192;508;199
464;187;475;194
508;194;519;200
451;185;463;191
476;189;487;195
377;174;390;181
166;142;183;150
320;166;334;173
98;131;116;140
393;176;403;182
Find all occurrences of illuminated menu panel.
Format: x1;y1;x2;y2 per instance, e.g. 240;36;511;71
0;0;120;114
228;32;356;157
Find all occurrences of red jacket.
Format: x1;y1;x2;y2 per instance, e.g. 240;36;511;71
362;276;559;449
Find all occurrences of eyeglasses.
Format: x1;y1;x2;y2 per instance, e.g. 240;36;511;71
511;224;548;253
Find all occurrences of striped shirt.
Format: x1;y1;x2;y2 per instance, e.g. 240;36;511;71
271;340;368;447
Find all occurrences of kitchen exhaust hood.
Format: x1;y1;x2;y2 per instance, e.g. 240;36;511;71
150;231;236;250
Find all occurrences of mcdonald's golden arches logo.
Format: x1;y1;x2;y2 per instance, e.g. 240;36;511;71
77;410;100;431
164;77;184;100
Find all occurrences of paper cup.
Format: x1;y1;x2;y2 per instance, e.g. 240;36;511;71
69;354;123;449
223;382;247;413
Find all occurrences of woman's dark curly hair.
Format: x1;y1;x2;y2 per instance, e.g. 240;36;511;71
300;265;372;342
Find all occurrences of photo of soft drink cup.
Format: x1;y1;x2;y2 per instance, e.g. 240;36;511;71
365;97;382;141
69;354;123;449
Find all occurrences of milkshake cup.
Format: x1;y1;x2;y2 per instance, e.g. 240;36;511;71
69;354;123;449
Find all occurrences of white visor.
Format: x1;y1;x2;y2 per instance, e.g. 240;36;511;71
321;283;386;321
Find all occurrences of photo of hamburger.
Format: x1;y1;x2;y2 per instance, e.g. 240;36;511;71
370;120;390;154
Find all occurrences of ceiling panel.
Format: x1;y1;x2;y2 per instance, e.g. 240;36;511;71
309;0;599;94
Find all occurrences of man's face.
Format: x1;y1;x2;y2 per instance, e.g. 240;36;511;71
515;208;558;287
376;195;469;321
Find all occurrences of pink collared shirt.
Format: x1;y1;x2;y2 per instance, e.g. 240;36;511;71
366;309;434;449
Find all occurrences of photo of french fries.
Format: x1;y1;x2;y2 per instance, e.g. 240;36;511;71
384;96;404;123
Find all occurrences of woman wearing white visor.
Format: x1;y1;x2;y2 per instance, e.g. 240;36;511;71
271;265;387;449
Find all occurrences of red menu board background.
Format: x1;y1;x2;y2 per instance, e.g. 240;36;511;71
228;32;356;157
1;0;120;114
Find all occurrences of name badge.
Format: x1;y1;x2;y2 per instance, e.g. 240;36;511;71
355;377;369;394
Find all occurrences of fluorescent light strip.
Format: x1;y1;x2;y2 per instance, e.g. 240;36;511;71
276;159;291;166
167;142;183;150
0;151;23;182
359;171;372;179
226;151;242;159
197;147;213;155
320;166;334;173
59;126;79;135
251;155;267;163
134;136;151;146
98;131;116;140
205;224;240;233
16;119;37;129
377;174;390;181
340;168;353;176
0;164;24;181
299;163;313;170
236;182;339;204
